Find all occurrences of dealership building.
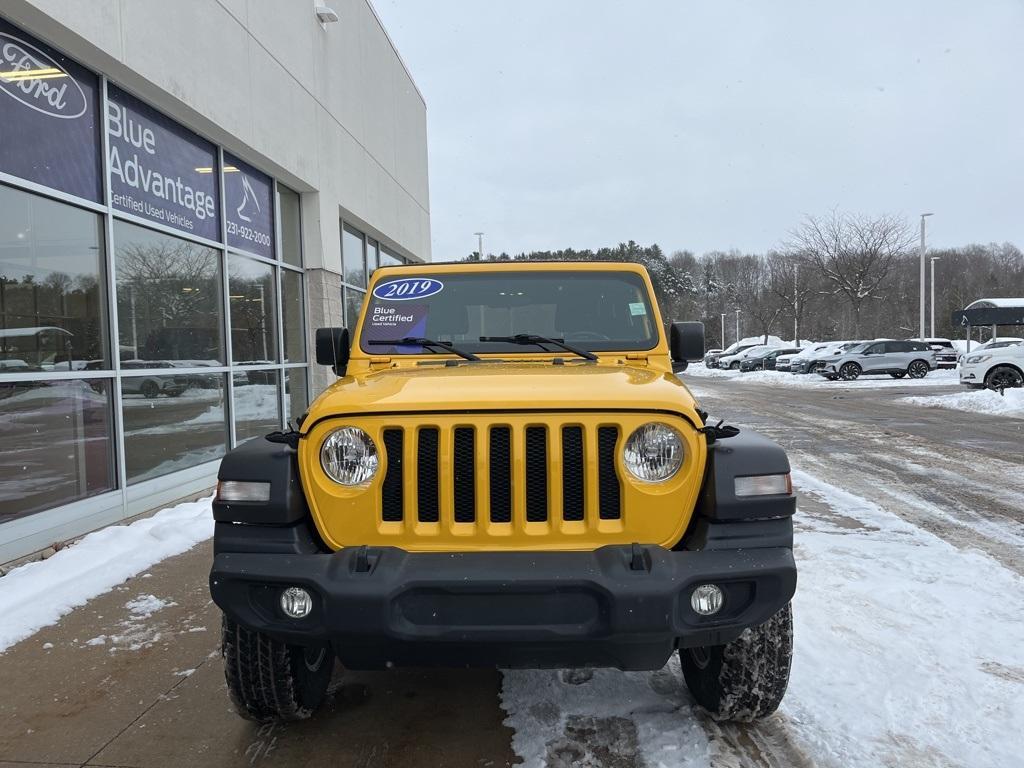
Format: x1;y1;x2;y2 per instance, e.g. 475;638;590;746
0;2;431;561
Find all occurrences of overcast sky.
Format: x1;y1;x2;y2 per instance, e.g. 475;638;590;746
373;0;1024;260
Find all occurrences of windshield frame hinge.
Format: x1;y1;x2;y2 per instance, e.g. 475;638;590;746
368;356;392;367
624;353;649;363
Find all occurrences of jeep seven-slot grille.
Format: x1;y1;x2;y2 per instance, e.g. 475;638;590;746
380;423;622;525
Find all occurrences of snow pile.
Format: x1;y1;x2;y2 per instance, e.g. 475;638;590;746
125;594;176;619
903;387;1024;417
0;497;213;653
785;470;1024;767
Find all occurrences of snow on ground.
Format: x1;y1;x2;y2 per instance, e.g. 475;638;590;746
501;467;1024;768
903;387;1024;417
686;363;959;389
0;497;213;653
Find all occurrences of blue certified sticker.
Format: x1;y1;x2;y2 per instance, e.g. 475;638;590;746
372;277;444;301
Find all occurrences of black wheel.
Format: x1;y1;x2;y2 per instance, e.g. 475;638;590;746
730;362;740;370
680;603;793;722
907;360;930;379
985;365;1024;390
889;371;906;379
839;362;861;381
141;380;160;399
221;615;334;723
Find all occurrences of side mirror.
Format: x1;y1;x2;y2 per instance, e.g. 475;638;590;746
670;321;705;373
315;327;351;376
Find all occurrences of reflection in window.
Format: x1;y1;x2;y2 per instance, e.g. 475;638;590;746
278;185;302;268
115;221;223;366
367;238;379;275
121;372;227;483
229;255;277;364
344;287;364;329
234;369;280;442
0;184;108;371
379;246;403;267
284;367;308;427
0;378;115;522
281;269;305;363
342;225;365;288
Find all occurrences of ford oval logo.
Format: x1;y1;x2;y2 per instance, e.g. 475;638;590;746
372;278;444;301
0;34;88;119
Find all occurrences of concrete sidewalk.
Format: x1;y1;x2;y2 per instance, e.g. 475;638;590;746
0;540;516;768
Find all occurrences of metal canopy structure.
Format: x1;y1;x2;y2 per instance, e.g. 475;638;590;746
951;299;1024;351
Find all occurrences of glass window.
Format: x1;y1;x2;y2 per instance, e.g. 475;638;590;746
114;220;223;366
342;225;366;288
233;369;280;443
344;287;365;329
359;271;657;354
0;185;108;371
379;246;403;267
367;238;379;275
0;378;115;522
229;254;278;364
281;269;305;363
278;185;302;268
283;367;308;427
121;372;226;483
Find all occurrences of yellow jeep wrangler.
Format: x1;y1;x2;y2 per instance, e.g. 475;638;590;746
210;261;796;723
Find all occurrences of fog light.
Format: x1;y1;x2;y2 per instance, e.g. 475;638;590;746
280;587;313;618
690;584;724;616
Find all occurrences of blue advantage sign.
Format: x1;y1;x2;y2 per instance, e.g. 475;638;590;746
224;152;274;259
106;84;220;241
0;19;102;201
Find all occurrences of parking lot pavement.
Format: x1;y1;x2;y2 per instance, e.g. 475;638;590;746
0;540;516;768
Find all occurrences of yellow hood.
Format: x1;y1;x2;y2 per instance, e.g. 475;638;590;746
301;361;703;430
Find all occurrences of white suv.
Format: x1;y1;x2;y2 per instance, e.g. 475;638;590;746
959;344;1024;389
819;340;937;381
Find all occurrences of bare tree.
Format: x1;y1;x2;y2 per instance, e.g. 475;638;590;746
766;250;816;345
787;211;915;337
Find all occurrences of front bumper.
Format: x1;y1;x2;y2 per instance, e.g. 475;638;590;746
210;544;796;671
959;362;983;385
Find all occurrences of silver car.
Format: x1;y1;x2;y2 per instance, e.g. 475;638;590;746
819;340;937;381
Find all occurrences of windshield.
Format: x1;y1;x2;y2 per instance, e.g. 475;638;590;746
847;343;870;353
359;270;657;355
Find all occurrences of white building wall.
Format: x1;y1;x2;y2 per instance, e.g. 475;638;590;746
3;0;431;270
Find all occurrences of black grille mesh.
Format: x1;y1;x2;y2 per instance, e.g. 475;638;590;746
489;427;512;523
561;426;585;521
525;426;548;522
597;426;621;520
453;427;476;523
417;428;440;523
381;429;404;522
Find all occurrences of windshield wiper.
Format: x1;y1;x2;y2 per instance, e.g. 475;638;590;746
368;337;480;362
479;334;598;361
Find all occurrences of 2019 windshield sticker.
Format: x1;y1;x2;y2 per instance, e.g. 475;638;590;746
373;278;444;301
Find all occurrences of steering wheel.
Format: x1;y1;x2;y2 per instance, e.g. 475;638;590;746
565;331;610;341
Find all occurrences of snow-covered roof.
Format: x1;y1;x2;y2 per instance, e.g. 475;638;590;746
964;298;1024;310
0;326;73;338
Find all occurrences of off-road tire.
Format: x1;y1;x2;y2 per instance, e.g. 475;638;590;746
985;365;1023;390
680;603;793;722
221;615;333;723
839;362;861;381
907;360;930;379
889;371;906;379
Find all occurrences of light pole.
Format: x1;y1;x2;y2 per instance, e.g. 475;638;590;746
474;231;484;261
734;309;741;343
919;213;933;341
720;313;726;348
930;256;940;338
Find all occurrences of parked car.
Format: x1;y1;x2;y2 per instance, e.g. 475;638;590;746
719;344;780;370
790;342;862;374
819;340;936;381
702;348;723;366
916;338;957;369
959;344;1024;389
705;342;760;368
740;347;805;372
120;360;190;398
954;338;1023;364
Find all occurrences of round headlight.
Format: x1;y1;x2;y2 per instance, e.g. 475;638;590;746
320;427;378;485
623;423;684;482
